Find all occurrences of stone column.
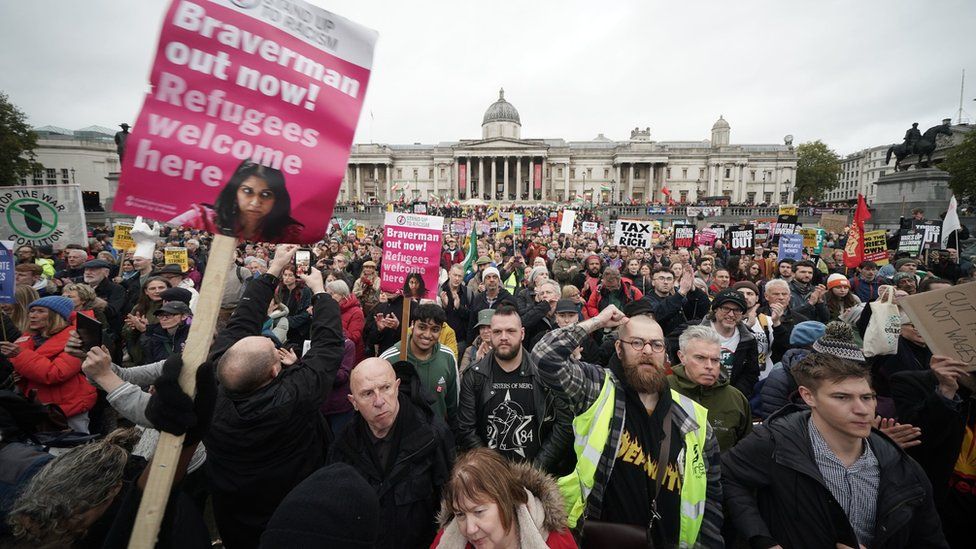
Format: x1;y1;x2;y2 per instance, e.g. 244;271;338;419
774;167;782;202
385;164;391;200
432;162;438;197
708;163;717;196
541;159;547;201
490;158;497;200
615;164;622;203
628;163;634;200
647;163;654;199
528;158;535;202
476;157;483;199
503;157;510;200
516;157;523;201
564;162;570;199
466;157;472;199
354;164;361;200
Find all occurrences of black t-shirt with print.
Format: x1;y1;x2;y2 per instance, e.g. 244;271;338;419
599;387;682;544
485;359;541;463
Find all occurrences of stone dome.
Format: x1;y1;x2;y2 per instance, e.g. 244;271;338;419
712;115;730;130
482;88;521;125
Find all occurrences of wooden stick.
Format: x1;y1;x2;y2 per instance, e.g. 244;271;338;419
398;294;411;361
128;234;237;549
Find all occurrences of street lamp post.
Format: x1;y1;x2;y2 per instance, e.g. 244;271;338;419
761;172;767;205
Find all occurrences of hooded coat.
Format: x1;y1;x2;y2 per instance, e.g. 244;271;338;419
756;348;811;419
431;461;577;549
667;364;752;451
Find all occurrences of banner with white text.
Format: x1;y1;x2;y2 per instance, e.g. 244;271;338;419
380;212;444;296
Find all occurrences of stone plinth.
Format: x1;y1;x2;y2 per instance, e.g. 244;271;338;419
871;168;951;227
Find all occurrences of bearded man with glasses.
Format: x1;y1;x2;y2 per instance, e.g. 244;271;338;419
531;301;724;548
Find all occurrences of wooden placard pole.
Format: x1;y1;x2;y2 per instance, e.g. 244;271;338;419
129;234;238;548
398;295;411;362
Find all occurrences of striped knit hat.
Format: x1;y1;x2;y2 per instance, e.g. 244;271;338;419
812;321;865;362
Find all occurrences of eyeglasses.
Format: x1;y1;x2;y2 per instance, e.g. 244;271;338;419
620;338;666;353
716;305;743;316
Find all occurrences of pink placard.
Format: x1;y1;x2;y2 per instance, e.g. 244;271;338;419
380;212;444;297
115;0;377;243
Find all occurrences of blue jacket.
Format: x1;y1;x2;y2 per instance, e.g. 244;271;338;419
849;275;881;303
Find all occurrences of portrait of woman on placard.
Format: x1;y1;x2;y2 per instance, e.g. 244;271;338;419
169;160;304;242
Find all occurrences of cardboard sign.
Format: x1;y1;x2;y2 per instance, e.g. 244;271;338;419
820;212;849;234
380;212;443;296
0;241;14;304
798;227;826;256
355;225;366;240
778;233;804;261
612;219;653;248
897;230;924;256
560;210;576;234
582;221;598;234
901;282;976;371
113;222;136;251
918;220;943;250
771;214;798;244
164;246;189;272
115;0;377;244
673;224;696;249
729;224;754;256
862;230;889;265
0;185;87;249
779;205;798;216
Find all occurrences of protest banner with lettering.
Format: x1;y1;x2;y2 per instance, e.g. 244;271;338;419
862;230;889;265
918;220;943;250
582;221;598;234
164;247;189;271
355;224;366;240
560;210;576;234
674;224;696;249
710;225;726;241
771;214;798;244
0;185;87;249
799;228;818;250
381;212;443;295
113;222;136;251
729;224;754;255
413;203;427;215
114;0;378;244
778;233;804;261
647;205;668;215
513;214;523;231
820;212;849;234
0;241;14;304
778;205;797;216
901;283;976;371
695;229;716;246
897;230;924;256
687;206;722;218
612;219;652;248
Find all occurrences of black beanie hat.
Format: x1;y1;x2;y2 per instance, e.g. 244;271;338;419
259;463;380;548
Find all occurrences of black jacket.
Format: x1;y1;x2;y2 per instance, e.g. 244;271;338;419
440;280;473;344
722;405;947;549
643;288;710;337
94;277;127;336
203;274;344;540
328;392;455;549
141;322;190;364
756;348;811;418
456;350;575;475
466;288;513;343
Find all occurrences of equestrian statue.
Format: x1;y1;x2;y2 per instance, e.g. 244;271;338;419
886;119;953;171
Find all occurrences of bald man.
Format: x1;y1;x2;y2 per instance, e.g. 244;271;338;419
328;357;455;549
204;245;344;549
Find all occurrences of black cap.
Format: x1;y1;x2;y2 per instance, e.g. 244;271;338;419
158;301;191;316
555;299;577;314
622;299;655;318
151;264;186;276
161;287;192;305
83;259;111;270
711;289;747;312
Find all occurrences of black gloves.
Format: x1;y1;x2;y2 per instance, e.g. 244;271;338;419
146;355;217;446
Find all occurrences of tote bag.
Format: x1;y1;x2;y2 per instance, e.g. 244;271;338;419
863;290;900;357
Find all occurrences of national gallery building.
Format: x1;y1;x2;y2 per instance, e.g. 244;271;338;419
341;89;798;205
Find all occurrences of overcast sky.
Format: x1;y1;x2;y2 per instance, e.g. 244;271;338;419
2;0;974;155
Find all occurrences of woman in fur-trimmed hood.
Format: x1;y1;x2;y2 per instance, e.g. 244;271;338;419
431;448;577;549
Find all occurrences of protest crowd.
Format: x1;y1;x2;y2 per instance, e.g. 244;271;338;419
1;199;975;549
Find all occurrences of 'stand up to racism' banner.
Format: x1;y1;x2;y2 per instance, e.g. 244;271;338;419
380;212;444;296
115;0;378;243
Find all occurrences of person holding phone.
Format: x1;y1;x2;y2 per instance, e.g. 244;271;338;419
1;296;96;433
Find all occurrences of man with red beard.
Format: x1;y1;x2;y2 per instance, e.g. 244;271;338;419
531;301;724;547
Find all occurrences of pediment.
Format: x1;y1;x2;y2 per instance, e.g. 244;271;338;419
460;137;544;150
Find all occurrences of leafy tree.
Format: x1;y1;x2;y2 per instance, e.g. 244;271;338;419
794;140;841;202
0;91;43;186
943;130;976;203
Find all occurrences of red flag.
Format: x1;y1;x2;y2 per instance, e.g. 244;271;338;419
661;186;672;197
844;194;872;268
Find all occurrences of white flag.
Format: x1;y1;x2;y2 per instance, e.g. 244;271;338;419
941;195;962;248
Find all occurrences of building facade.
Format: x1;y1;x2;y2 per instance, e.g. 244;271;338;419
22;125;121;212
343;89;799;205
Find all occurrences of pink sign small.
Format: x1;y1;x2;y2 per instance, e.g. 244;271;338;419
380;212;444;297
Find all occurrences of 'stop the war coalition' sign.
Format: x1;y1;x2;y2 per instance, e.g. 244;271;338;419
114;0;378;244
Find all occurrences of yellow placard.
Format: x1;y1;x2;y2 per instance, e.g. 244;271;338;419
356;225;366;239
113;223;135;251
799;228;818;249
778;205;797;216
164;247;189;272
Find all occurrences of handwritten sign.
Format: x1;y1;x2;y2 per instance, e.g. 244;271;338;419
862;230;889;265
901;282;976;371
820;212;849;234
164;246;189;272
778;204;797;216
113;222;136;251
582;221;598;234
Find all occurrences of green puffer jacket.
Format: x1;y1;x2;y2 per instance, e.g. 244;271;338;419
667;364;752;451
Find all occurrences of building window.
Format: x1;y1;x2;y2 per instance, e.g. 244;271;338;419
61;168;70;184
412;168;418;179
682;168;688;179
724;168;731;178
747;192;756;204
780;191;788;202
635;168;641;178
699;168;705;179
396;168;402;179
428;168;433;179
586;168;593;178
20;177;27;185
764;192;773;204
667;168;672;179
750;170;756;181
680;190;688;202
603;168;609;179
723;190;732;198
558;167;563;177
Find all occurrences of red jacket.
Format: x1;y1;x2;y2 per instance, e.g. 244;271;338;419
11;323;96;417
339;294;366;361
584;279;644;319
441;248;464;267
